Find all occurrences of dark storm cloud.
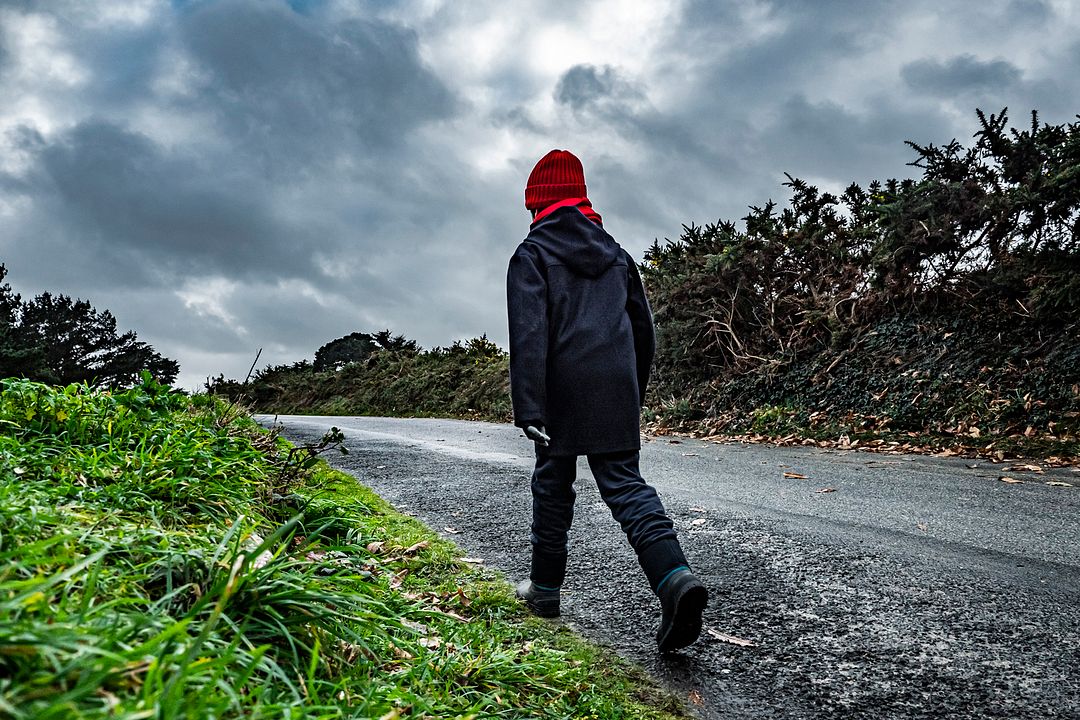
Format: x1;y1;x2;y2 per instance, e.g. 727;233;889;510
1004;0;1054;25
756;95;954;185
177;0;454;167
671;0;895;96
13;120;316;285
77;23;168;106
902;55;1022;96
0;0;459;291
554;64;643;114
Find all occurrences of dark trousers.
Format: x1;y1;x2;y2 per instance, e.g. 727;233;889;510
529;448;676;588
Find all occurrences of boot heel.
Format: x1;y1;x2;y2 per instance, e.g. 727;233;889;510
657;573;708;651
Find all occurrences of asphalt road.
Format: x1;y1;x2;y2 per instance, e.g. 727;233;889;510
260;415;1080;719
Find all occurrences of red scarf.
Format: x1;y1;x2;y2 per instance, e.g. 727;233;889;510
531;197;603;227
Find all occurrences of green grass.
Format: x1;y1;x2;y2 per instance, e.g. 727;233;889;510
0;376;687;719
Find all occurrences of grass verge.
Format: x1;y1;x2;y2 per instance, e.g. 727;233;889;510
0;376;687;719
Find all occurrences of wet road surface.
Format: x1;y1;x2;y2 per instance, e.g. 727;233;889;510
260;415;1080;719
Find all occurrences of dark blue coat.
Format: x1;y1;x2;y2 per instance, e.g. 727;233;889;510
506;206;655;456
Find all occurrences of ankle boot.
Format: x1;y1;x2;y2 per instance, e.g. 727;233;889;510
638;539;708;651
517;546;566;617
516;579;561;618
655;568;708;651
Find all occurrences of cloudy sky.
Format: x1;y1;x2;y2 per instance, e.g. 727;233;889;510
1;0;1077;389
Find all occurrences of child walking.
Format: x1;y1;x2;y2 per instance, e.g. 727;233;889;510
506;149;707;651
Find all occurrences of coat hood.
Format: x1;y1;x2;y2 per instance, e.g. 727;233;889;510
524;206;622;278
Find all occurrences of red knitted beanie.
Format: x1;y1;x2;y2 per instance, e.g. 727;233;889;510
525;149;587;210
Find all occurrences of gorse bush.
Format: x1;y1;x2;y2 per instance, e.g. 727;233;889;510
642;109;1080;451
0;377;679;718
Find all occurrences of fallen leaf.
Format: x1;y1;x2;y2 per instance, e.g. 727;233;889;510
376;465;386;470
366;541;385;554
689;506;707;512
429;607;469;622
1006;464;1043;473
688;690;705;706
401;620;430;634
669;439;683;444
459;557;485;564
682;452;699;457
443;527;461;534
815;487;837;494
404;541;429;555
1046;481;1074;487
690;518;707;526
999;477;1023;484
783;471;808;479
916;523;929;531
706;627;755;647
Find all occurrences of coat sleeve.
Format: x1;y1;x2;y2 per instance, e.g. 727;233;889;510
507;246;548;427
625;253;656;407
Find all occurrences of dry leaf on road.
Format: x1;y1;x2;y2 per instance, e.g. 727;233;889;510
706;627;755;647
690;518;707;526
1046;481;1074;487
815;487;837;494
459;557;485;564
443;527;461;534
999;477;1024;484
783;471;808;479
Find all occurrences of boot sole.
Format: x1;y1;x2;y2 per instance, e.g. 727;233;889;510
657;581;708;652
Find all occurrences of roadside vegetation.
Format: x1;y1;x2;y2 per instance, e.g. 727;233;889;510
214;109;1078;462
642;109;1079;462
209;333;511;422
0;377;685;719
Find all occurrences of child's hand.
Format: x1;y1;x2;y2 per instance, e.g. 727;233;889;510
524;424;551;447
